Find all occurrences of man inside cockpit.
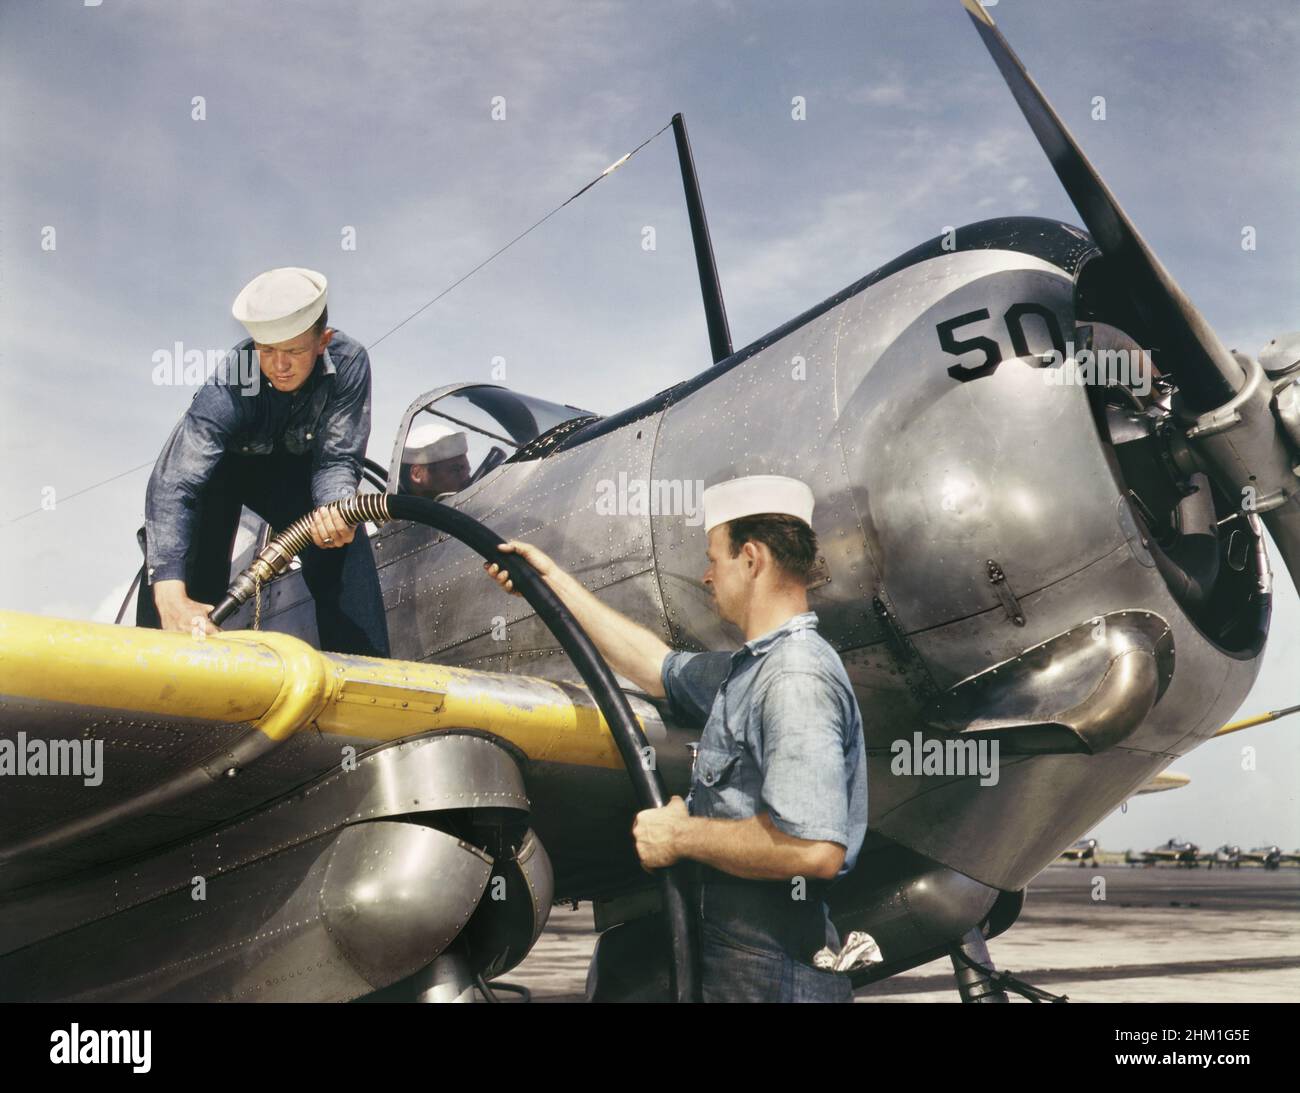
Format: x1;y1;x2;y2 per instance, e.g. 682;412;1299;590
399;421;472;500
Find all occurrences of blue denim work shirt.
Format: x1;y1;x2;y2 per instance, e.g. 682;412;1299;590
144;329;373;584
659;611;868;877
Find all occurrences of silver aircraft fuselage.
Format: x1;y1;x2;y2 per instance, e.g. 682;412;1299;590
241;216;1268;920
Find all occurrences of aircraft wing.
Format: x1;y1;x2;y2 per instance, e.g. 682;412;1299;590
0;609;636;880
1136;771;1191;795
0;609;660;1000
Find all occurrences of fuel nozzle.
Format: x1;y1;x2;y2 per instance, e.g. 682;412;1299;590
211;494;392;624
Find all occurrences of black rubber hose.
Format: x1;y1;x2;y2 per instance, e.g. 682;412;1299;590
210;494;699;1003
361;458;389;492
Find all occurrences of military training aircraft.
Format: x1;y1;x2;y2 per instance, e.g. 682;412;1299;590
1202;844;1243;868
1057;838;1098;866
1239;845;1283;870
2;0;1298;1002
1137;838;1201;867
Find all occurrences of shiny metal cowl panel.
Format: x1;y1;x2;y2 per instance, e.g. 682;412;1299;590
877;542;1259;889
927;610;1176;755
0;734;552;1001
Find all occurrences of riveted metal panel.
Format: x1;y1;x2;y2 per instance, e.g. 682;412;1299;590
0;734;527;960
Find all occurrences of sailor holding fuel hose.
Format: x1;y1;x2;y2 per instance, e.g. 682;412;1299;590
136;266;389;657
485;475;868;1002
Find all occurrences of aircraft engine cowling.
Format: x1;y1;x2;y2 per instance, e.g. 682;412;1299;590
0;732;553;1002
645;222;1268;890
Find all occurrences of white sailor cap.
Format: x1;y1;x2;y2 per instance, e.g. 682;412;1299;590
232;267;328;344
403;421;469;465
702;475;815;534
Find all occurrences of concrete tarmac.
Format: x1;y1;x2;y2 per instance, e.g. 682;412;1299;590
505;865;1300;1002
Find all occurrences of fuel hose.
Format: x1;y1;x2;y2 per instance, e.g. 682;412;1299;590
209;494;699;1003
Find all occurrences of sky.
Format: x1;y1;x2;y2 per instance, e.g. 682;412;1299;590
1;0;1297;851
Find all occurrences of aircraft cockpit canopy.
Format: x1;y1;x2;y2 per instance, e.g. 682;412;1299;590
392;384;598;500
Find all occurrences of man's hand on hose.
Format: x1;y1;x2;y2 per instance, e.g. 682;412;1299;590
483;540;558;595
633;796;691;870
153;579;221;636
483;538;670;698
308;504;356;549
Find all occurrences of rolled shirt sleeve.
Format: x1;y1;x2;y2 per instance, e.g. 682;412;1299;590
311;344;372;506
660;649;732;728
755;669;852;848
143;385;240;583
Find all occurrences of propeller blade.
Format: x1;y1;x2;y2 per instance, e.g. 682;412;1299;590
1213;701;1300;737
959;0;1243;411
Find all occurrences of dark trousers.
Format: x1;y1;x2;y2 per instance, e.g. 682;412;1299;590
693;865;852;1003
137;449;390;658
